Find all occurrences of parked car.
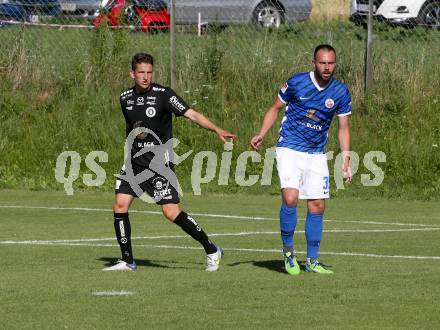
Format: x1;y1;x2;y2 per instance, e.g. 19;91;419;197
92;0;170;32
0;0;61;21
350;0;440;28
59;0;100;18
0;1;27;20
92;0;310;31
166;0;311;28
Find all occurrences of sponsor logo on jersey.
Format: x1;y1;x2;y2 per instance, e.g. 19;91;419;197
146;107;156;118
306;122;323;131
146;96;156;105
169;96;186;113
137;97;144;105
325;98;335;109
299;120;323;131
137;141;155;148
306;109;320;122
153;87;165;92
281;82;288;93
127;100;135;105
126;106;133;111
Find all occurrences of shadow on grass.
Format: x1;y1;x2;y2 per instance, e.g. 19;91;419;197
253;260;285;274
229;259;285;273
99;257;195;269
229;259;309;274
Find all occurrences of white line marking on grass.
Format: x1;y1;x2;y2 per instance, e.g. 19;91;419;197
324;227;440;233
133;245;440;260
0;241;117;247
92;291;133;296
0;204;437;227
20;241;438;260
1;240;439;260
2;227;440;246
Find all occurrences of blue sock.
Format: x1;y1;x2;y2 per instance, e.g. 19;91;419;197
279;204;297;252
305;212;323;259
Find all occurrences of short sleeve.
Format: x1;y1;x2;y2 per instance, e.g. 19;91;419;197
336;86;352;116
165;88;190;116
119;96;129;122
278;80;295;104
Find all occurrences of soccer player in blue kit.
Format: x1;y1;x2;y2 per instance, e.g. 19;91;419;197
250;44;353;275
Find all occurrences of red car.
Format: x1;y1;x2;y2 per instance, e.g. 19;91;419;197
93;0;170;32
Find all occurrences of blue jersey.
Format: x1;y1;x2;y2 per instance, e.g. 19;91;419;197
277;71;352;153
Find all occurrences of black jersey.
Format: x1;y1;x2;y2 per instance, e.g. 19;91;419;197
119;82;189;168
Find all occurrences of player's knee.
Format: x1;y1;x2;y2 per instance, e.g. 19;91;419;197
113;202;129;213
162;207;180;222
283;196;298;208
282;188;299;207
308;202;325;214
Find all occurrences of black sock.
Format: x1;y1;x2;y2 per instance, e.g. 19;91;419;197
173;211;217;254
114;213;134;264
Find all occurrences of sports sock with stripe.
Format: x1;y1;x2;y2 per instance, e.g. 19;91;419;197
173;211;217;254
114;212;134;264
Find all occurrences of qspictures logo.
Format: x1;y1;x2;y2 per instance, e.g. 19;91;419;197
55;128;387;198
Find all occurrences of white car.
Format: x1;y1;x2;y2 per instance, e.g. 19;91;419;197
350;0;440;28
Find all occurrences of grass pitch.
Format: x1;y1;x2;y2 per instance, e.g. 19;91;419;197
0;190;439;329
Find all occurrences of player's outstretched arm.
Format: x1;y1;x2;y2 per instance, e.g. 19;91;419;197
338;115;352;183
183;109;236;143
250;97;285;150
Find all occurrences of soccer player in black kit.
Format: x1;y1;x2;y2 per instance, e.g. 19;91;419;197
103;53;236;272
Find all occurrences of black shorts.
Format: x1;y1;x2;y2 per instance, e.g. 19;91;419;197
115;164;180;205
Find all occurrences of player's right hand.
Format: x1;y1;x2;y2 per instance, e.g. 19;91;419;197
342;158;353;184
250;134;264;150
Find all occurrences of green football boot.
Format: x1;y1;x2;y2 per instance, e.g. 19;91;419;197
305;259;333;274
283;251;300;276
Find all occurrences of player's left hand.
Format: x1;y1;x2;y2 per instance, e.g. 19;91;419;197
216;129;236;143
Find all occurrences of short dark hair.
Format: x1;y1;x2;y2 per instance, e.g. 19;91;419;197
314;44;336;59
131;53;154;70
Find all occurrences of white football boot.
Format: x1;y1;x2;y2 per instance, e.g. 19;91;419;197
102;260;137;271
205;246;223;272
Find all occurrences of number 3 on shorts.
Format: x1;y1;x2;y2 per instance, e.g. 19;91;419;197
322;176;329;190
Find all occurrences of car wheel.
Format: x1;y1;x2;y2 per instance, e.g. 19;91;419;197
253;1;284;28
418;1;440;29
